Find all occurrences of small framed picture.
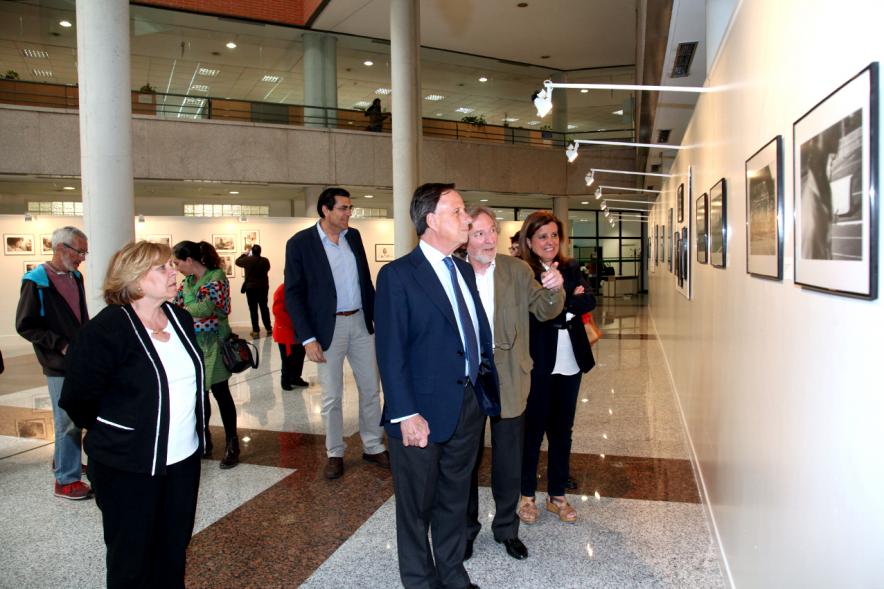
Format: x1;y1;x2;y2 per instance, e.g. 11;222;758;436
680;226;689;288
746;136;784;279
5;234;35;255
40;234;53;256
677;183;685;223
793;62;878;299
654;224;659;265
23;260;42;274
668;208;674;272
218;254;235;278
674;232;682;288
241;230;259;252
375;244;394;262
696;193;708;264
709;178;727;268
212;234;235;252
145;234;172;247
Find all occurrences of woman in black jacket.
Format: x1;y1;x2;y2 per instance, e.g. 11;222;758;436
60;241;205;589
517;211;596;525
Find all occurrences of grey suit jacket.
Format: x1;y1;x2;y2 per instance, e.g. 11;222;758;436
489;254;564;418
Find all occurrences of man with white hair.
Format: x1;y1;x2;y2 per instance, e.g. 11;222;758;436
16;226;92;500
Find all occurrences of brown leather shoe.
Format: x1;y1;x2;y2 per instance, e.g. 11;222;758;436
362;450;390;469
324;457;344;479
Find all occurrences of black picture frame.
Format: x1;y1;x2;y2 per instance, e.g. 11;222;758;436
677;183;685;223
793;62;878;299
709;178;727;268
696;193;708;264
680;226;689;286
668;208;674;272
654;224;659;266
675;232;683;288
746;136;784;279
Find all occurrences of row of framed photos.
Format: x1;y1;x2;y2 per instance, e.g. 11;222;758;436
654;61;879;300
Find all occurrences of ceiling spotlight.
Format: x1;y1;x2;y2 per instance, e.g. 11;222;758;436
600;201;607;210
478;76;488;83
532;82;553;118
59;20;72;28
595;187;602;199
364;194;374;199
565;142;579;163
62;186;75;190
229;190;239;195
612;109;624;115
480;198;489;202
585;171;595;187
604;210;610;217
363;60;374;66
226;41;237;49
581;201;589;205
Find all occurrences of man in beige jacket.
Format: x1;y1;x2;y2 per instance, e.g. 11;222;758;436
463;206;565;561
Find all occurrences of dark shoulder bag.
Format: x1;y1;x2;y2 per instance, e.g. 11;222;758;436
220;334;259;373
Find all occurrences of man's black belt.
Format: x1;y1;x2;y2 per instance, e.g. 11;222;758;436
335;309;360;316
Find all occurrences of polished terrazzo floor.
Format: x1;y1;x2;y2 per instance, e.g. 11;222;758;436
0;296;725;588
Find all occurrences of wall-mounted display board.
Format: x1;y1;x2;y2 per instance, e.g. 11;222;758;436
746;136;784;279
793;62;878;299
696;193;708;264
709;178;727;268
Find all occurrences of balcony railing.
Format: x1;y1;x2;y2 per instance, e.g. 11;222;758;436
0;79;633;148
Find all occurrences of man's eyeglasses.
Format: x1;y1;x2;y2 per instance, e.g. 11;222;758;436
62;243;88;257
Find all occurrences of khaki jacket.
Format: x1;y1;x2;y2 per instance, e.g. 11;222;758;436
487;254;564;418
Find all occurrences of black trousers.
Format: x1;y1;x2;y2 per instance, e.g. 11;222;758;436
245;287;272;332
389;384;483;589
206;379;238;440
466;412;525;543
278;343;306;384
521;371;582;497
88;450;201;589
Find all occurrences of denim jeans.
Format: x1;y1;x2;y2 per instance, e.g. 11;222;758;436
47;376;83;484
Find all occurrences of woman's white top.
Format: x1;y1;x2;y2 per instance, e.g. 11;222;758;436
541;263;580;376
153;326;199;465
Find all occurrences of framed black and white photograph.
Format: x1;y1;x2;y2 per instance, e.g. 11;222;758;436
375;244;394;262
5;234;35;256
793;62;878;299
212;234;235;252
145;234;172;247
675;232;683;288
746;136;784;279
668;208;674;272
681;226;689;286
40;234;53;256
241;230;259;252
218;254;235;278
654;224;659;266
709;178;727;268
677;183;685;223
696;193;708;264
23;260;41;274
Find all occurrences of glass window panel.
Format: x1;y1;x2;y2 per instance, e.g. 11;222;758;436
599;217;619;237
620;239;643;277
570;216;596;238
621;218;642;237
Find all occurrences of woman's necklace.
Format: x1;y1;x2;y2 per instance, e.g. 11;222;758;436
140;312;170;342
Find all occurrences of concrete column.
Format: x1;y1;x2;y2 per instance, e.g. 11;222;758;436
76;0;135;312
553;195;571;256
551;72;569;136
304;186;323;219
321;34;338;128
390;0;421;256
303;33;326;127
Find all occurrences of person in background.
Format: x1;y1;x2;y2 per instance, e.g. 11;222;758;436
517;211;596;525
235;244;272;339
508;231;521;257
15;226;92;500
173;240;240;469
365;98;389;132
271;283;308;390
59;241;205;588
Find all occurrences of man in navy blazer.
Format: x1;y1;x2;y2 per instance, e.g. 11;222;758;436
375;183;500;589
284;187;388;480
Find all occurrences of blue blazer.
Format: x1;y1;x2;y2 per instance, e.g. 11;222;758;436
375;246;500;443
284;225;375;350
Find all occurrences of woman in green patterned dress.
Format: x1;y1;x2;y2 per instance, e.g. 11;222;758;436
172;241;240;469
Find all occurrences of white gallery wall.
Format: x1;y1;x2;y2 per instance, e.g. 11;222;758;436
0;215;393;350
649;0;884;586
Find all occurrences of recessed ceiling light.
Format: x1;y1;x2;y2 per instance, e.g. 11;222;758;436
613;109;624;115
503;117;519;122
225;41;237;49
455;107;474;114
59;20;72;28
580;89;589;93
229;191;239;195
478;76;488;83
198;67;219;77
480;198;489;202
353;101;371;109
363;60;374;67
261;75;280;83
567;124;578;129
581;201;589;205
364;194;374;199
435;112;444;117
191;84;208;92
183;97;205;106
526;121;541;126
62;186;75;190
496;217;505;220
375;87;392;95
424;94;445;101
32;69;54;78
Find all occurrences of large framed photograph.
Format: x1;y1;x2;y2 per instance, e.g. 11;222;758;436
679;226;689;288
793;62;878;299
40;234;53;256
674;232;683;288
375;244;394;262
668;208;674;272
145;234;172;247
5;234;35;255
22;260;42;274
212;234;235;252
709;178;727;268
677;183;685;223
218;254;236;278
696;193;708;264
241;230;260;252
746;136;784;279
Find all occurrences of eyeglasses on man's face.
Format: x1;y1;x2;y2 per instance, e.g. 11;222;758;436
62;242;88;257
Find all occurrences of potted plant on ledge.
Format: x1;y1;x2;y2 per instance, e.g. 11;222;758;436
134;82;157;115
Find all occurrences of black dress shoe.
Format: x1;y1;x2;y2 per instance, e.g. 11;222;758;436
496;537;528;560
463;538;474;561
292;378;310;387
467;583;479;589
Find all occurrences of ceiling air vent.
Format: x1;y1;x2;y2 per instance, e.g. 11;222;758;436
671;41;698;78
657;129;671;143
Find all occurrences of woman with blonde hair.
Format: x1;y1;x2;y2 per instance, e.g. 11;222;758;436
517;211;596;524
60;241;205;588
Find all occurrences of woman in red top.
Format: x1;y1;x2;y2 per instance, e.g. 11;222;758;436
271;284;308;390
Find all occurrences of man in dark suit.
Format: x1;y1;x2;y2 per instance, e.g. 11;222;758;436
284;187;388;480
375;183;500;589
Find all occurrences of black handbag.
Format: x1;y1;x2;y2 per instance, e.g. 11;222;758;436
220;334;259;373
